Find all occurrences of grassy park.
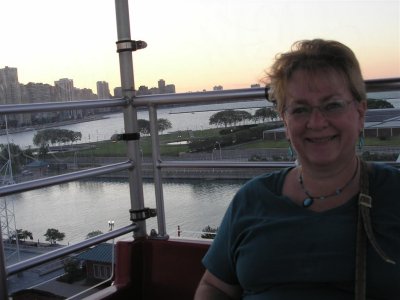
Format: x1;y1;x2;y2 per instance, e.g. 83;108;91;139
77;125;400;159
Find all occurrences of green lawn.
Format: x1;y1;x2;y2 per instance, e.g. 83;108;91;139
76;128;400;158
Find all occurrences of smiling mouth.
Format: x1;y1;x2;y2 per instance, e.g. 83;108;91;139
306;135;337;143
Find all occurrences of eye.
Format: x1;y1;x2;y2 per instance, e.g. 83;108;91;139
288;105;310;115
323;100;345;112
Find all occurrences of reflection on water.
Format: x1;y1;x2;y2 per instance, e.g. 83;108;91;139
9;178;246;244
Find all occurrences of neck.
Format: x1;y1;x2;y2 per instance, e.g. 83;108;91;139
300;155;359;182
298;156;360;208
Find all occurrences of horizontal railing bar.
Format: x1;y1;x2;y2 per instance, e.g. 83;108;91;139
6;224;138;276
0;161;134;197
132;87;267;107
156;160;400;169
365;77;400;93
0;98;127;114
132;78;400;107
158;160;296;168
0;78;398;115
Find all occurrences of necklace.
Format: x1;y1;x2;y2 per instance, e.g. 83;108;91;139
298;159;359;208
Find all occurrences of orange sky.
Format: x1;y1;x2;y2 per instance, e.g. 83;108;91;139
1;0;399;94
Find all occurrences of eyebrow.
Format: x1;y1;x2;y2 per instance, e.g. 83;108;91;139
288;94;343;105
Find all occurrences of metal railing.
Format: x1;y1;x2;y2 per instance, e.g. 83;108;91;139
1;78;399;299
0;0;399;298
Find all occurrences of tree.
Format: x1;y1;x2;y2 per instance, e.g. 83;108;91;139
209;110;253;128
209;110;234;127
253;107;278;122
0;143;27;173
86;230;103;239
367;98;394;109
232;110;252;125
33;129;82;148
138;119;150;135
138;118;172;135
19;229;33;241
62;257;83;283
44;228;65;245
11;229;33;242
158;118;172;133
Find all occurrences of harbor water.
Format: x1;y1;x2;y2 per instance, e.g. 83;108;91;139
6;178;247;245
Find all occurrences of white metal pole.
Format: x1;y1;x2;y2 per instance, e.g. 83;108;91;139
114;0;147;237
0;225;8;300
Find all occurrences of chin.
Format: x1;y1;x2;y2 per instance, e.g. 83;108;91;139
303;156;338;167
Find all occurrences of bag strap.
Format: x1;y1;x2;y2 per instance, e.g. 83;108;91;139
355;159;396;300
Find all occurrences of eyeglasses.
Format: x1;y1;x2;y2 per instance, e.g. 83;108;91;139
284;99;355;121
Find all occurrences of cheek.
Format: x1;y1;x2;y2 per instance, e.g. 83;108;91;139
283;116;292;140
283;119;298;141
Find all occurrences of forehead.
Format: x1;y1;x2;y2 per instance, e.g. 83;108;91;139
286;69;350;103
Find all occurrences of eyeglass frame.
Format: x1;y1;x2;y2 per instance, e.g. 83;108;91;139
283;99;357;121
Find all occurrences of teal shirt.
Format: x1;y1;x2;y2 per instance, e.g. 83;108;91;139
203;163;400;299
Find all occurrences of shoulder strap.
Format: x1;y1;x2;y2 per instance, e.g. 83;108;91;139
355;159;396;300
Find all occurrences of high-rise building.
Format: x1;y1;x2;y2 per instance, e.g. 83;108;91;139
54;78;74;102
20;82;56;125
96;81;111;99
55;78;75;119
114;87;122;98
165;84;176;94
158;79;166;94
0;66;24;125
96;81;112;113
0;66;21;104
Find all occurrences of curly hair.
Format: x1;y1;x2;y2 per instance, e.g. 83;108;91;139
267;39;366;114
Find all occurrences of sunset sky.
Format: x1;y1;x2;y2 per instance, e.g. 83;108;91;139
1;0;399;94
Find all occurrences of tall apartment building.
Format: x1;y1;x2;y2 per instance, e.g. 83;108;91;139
97;81;112;113
158;79;166;94
21;82;56;125
54;78;74;101
96;81;111;99
55;78;76;119
114;87;122;98
0;66;25;125
159;79;176;94
164;84;176;94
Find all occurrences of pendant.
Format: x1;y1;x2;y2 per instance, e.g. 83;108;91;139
303;197;314;208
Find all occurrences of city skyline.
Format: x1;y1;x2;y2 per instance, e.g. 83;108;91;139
1;65;254;99
0;65;179;98
1;0;399;93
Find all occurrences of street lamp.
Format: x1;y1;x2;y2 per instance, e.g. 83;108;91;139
108;220;115;231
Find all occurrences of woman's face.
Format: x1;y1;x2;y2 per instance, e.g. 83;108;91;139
282;69;366;169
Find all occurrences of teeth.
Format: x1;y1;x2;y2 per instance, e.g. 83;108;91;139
309;136;334;143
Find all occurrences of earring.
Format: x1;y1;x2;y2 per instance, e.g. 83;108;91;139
288;140;295;160
358;133;365;150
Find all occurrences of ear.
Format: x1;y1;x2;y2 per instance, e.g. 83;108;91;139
357;100;367;129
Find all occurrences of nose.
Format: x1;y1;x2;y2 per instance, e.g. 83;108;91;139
306;107;328;129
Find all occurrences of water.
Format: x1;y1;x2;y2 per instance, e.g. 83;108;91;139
0;100;268;149
8;178;246;244
1;97;398;149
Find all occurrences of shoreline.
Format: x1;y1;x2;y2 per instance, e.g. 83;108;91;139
0;114;110;136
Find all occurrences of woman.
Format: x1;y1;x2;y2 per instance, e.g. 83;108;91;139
194;39;400;299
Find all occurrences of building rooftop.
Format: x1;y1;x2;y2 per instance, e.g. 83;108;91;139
76;243;113;264
364;108;400;128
